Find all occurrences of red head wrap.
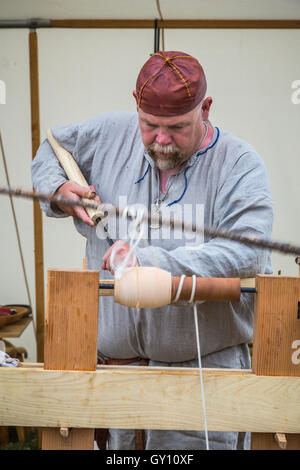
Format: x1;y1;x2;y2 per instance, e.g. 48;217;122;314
136;51;207;116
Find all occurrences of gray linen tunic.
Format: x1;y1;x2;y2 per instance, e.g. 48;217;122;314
32;111;273;449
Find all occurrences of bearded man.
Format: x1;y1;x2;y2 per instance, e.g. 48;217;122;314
32;51;273;450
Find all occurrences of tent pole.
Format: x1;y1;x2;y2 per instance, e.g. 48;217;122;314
0;19;299;30
29;29;44;362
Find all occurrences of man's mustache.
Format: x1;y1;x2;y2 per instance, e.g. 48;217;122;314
148;143;180;155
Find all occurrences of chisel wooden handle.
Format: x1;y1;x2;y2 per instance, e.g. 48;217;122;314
46;128;104;223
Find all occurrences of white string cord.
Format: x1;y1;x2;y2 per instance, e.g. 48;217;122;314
110;208;209;450
174;274;209;450
110;206;146;278
172;274;186;302
141;236;161;270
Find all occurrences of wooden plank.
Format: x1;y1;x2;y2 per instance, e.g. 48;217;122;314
252;276;300;377
42;269;99;450
42;427;94;450
0;426;9;447
0;366;300;433
50;19;154;29
43;269;99;371
29;30;44;363
251;433;300;450
161;19;300;29
50;19;300;29
251;275;300;449
0;317;32;338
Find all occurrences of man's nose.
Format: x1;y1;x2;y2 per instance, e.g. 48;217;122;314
155;130;172;146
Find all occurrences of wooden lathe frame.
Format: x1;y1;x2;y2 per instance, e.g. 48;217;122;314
0;269;300;450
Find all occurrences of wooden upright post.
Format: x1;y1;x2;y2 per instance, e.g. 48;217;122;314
251;275;300;449
29;29;44;363
42;269;99;450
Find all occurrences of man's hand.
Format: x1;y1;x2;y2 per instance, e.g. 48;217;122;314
102;240;139;274
53;181;102;227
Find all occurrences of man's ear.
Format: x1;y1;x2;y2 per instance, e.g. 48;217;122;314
202;97;213;121
132;90;139;111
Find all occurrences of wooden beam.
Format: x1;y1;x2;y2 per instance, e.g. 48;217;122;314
49;19;300;29
42;269;99;450
252;276;300;377
252;433;300;450
251;275;300;449
50;19;154;29
160;19;300;29
0;366;300;433
29;30;44;363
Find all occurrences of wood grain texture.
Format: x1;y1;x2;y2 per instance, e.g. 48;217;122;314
29;30;44;363
42;269;99;450
50;19;300;29
251;433;300;450
252;275;300;377
0;317;32;338
251;275;300;449
0;366;300;433
42;427;95;451
44;270;99;371
0;426;9;446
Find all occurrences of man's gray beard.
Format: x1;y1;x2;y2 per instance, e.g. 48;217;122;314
147;143;188;171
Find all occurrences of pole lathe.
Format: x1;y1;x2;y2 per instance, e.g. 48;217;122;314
1;269;299;451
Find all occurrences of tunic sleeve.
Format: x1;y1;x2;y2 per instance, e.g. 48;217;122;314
31;115;103;217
